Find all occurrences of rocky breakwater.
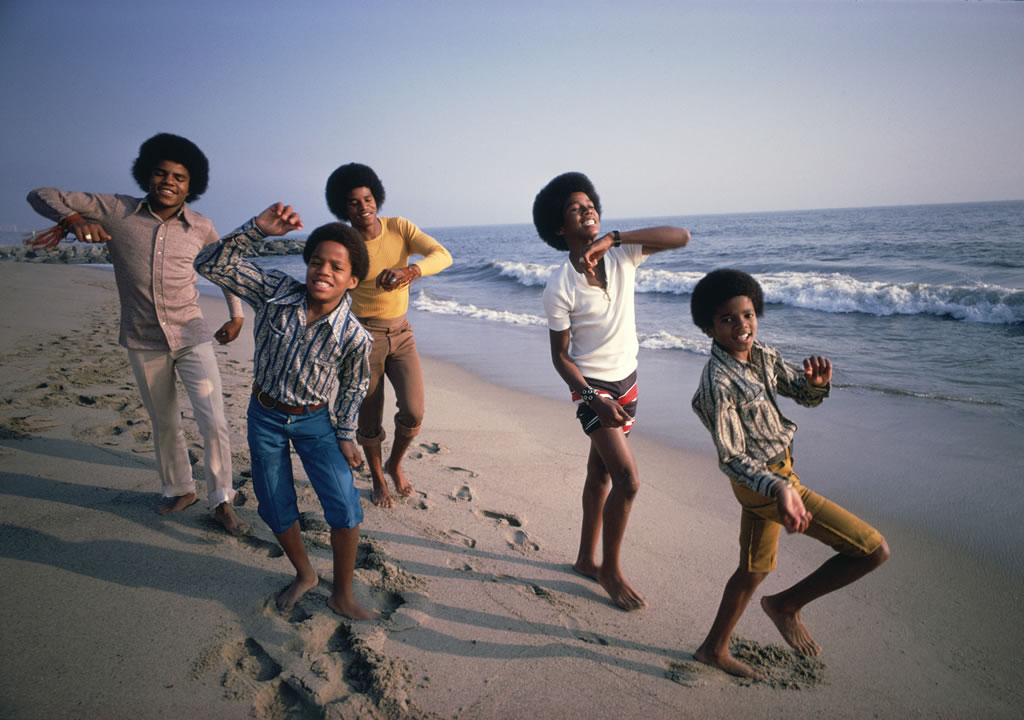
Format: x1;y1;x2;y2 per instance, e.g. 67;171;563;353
0;236;306;264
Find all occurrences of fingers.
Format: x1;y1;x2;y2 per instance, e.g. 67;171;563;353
802;355;832;384
375;267;414;290
256;203;303;235
72;222;109;243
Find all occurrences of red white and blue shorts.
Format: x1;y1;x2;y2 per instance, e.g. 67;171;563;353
571;371;638;436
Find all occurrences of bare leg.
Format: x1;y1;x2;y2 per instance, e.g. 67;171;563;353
695;567;768;680
214;501;249;536
572;445;610;581
273;521;319;612
762;540;890;656
363;441;395;509
326;526;380;621
588;428;645;611
383;427;416;500
156;491;199;514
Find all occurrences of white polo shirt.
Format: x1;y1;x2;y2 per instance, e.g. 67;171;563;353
542;244;647;382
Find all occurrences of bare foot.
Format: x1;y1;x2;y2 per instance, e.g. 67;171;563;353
156;492;199;515
598;569;647;611
694;643;764;681
571;560;600;582
371;481;396;509
384;457;414;498
328;595;381;621
761;595;822;656
276;573;318;612
214;502;249;537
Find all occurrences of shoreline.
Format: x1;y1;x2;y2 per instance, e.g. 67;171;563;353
1;262;1021;718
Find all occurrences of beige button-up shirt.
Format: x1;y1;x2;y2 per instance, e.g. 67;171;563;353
27;189;243;351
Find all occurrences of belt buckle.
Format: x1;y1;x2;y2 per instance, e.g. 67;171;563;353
256;389;277;410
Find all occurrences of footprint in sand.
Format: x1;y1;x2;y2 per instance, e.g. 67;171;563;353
665;660;709;688
473;509;525;527
442;529;477;548
448;466;479;478
505;529;539;553
452;485;474;502
414;441;450;457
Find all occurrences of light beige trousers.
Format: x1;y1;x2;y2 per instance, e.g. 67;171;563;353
127;341;234;507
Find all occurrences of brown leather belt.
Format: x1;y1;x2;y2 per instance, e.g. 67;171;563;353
252;382;327;415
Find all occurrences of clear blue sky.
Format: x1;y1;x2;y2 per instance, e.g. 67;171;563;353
2;0;1022;231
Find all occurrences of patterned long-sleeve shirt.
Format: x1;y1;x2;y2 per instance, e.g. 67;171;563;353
27;188;244;350
194;220;372;442
692;340;829;497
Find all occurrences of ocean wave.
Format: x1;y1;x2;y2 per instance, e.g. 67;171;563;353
489;260;1023;324
638;331;709;354
492;260;556;287
757;272;1023;325
412;292;547;326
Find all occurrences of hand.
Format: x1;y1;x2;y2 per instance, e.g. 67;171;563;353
776;484;813;534
580;233;615;270
375;264;421;291
67;216;111;244
254;203;303;236
591;395;631;429
339;439;363;469
214;317;243;344
803;355;832;387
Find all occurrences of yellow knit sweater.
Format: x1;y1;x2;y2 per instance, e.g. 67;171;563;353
350;216;452;319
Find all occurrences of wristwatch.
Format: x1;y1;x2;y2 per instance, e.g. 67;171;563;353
580;386;598;404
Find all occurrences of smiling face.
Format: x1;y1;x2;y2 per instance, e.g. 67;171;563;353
147;160;190;217
558;191;601;244
305;240;359;309
345;186;378;233
706;295;758;362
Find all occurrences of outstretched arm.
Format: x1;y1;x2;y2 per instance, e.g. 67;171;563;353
581;226;690;269
548;329;631;429
25;189;114;248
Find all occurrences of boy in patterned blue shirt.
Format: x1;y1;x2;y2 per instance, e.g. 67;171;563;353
196;203;378;620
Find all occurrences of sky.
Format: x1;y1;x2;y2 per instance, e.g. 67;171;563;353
1;0;1022;231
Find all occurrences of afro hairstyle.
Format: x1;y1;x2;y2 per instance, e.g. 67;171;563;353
131;133;209;203
325;163;386;222
690;268;765;331
532;172;602;251
302;222;370;284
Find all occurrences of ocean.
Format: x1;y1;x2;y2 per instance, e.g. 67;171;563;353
6;200;1024;573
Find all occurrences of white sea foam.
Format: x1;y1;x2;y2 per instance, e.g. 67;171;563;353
757;272;1023;324
412;291;547;326
490;260;1022;324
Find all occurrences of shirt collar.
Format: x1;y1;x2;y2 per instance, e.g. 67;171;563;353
711;340;766;370
130;195;195;228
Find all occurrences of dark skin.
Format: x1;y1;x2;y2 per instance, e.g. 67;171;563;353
693;295;891;679
551;191;689;610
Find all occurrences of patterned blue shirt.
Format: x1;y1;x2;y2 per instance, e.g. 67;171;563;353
194;219;372;441
692;340;829;496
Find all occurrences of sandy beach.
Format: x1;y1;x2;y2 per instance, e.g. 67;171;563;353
1;261;1022;720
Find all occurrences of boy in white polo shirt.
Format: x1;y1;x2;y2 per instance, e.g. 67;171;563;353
534;172;690;610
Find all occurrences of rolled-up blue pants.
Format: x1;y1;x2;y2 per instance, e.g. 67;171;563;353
247;397;363;534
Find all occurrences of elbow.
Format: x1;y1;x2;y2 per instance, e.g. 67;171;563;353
677;228;691;248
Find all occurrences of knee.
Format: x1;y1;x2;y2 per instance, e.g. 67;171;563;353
869;538;891;568
611;467;640;499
